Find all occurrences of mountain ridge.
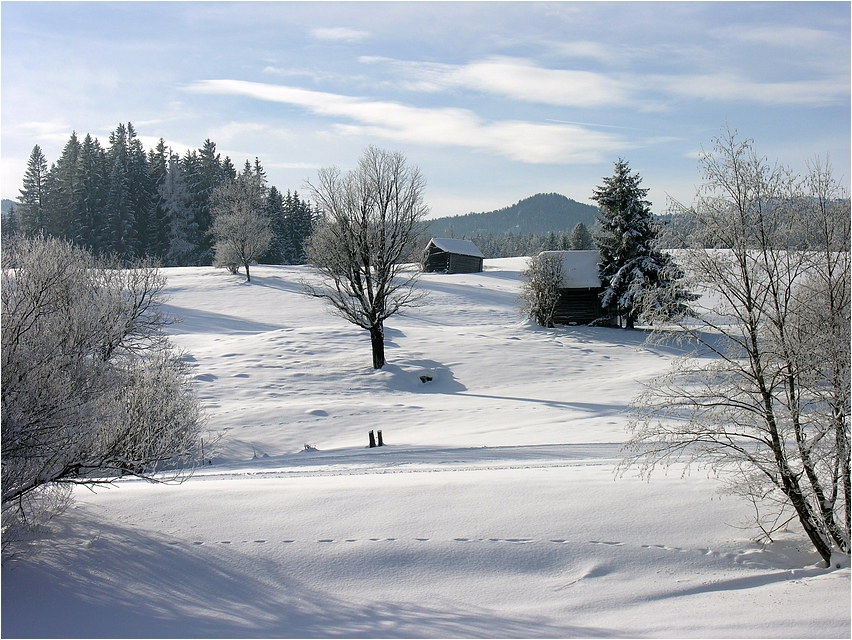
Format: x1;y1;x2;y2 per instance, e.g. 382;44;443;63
425;193;598;239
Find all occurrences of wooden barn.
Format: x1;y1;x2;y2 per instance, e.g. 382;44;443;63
540;250;608;325
422;238;484;274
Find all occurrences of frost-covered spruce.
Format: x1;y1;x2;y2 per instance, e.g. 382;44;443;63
592;158;689;328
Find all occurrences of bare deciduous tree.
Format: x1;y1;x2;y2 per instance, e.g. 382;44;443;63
1;236;202;536
518;252;564;328
304;146;428;369
210;170;272;282
622;126;850;566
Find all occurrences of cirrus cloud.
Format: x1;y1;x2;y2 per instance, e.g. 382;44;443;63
186;79;625;164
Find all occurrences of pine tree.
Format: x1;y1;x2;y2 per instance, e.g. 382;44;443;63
569;221;594;250
2;203;20;238
162;155;198;267
282;191;314;264
193;140;227;264
73;134;108;254
260;186;286;264
147;139;171;260
592;158;680;329
126;123;154;257
45;132;82;240
104;123;138;260
18;145;50;235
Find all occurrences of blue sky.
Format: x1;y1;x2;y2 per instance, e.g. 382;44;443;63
2;2;849;218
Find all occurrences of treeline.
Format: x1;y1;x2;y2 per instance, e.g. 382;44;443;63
447;222;595;259
3;123;315;266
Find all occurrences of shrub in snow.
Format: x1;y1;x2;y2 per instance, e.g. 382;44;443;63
1;236;202;539
518;252;563;328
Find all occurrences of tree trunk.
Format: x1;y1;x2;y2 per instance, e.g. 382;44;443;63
244;261;251;282
370;322;385;369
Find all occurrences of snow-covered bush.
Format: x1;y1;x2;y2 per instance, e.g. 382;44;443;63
1;236;202;536
518;252;563;328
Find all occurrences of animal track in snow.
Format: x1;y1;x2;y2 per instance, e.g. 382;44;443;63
590;540;624;546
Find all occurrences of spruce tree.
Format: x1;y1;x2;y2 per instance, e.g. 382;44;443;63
126;123;154;257
73;134;108;254
18;145;49;235
105;123;138;260
569;221;594;250
46;132;82;240
592;158;673;328
162;155;198;267
147;139;171;260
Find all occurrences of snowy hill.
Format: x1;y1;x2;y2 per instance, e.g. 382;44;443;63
3;261;849;638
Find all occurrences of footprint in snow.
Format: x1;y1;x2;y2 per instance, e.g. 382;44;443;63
318;539;334;543
590;540;624;546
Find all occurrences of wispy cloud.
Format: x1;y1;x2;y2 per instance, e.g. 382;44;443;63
16;119;73;144
712;25;838;48
365;55;849;108
187;79;625;164
363;56;630;108
310;27;370;42
655;72;849;107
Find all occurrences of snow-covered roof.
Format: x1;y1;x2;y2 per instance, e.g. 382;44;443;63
428;238;485;258
539;250;601;288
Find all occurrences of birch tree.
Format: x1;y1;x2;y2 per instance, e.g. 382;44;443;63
623;127;850;566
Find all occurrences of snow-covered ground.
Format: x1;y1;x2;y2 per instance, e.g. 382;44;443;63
3;260;849;638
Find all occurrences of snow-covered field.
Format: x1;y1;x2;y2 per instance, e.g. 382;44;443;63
3;260;850;638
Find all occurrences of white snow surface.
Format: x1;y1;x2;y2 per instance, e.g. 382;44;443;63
3;260;849;638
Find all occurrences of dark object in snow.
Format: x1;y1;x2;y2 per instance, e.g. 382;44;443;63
369;430;376;448
377;430;384;446
422;238;484;274
420;375;433;383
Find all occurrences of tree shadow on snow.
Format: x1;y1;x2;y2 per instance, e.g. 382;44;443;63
160;304;284;335
1;509;621;639
379;359;467;394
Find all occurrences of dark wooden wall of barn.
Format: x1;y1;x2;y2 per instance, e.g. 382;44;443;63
423;247;483;274
554;288;604;325
447;253;483;274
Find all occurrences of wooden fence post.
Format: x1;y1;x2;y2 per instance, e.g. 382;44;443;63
369;430;376;448
377;430;383;446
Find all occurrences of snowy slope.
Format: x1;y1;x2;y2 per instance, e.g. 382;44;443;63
2;261;849;638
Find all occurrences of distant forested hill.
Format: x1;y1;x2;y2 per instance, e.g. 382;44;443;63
426;193;597;238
